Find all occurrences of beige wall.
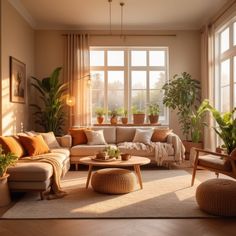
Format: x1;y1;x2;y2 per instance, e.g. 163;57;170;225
1;0;34;135
35;30;201;138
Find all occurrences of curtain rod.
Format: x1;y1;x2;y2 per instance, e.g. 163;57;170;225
62;33;176;37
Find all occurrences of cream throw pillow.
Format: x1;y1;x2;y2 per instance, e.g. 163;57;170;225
84;130;107;145
40;132;60;149
132;129;153;145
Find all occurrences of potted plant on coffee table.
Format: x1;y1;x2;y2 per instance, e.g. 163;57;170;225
147;103;160;124
0;146;18;206
162;72;202;159
95;107;105;124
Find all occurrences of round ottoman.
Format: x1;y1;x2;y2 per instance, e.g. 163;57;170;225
91;168;137;194
196;179;236;216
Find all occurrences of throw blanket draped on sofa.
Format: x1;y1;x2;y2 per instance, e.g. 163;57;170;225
18;156;67;199
120;140;184;166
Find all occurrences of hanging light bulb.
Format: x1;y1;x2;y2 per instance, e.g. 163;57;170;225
66;95;75;107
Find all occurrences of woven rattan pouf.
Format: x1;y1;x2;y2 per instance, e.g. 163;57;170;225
196;179;236;216
91;168;137;194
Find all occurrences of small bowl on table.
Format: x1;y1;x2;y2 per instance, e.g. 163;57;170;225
121;153;131;161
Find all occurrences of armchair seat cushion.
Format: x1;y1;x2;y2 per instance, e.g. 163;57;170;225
198;155;232;172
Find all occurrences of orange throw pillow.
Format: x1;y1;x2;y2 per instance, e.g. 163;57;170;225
18;135;50;156
151;129;172;142
0;136;25;158
69;128;89;145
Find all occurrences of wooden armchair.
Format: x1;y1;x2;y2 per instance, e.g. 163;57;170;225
191;148;236;186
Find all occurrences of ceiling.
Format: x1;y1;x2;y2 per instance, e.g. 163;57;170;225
11;0;229;30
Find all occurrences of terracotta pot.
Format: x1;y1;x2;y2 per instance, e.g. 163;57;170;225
0;174;11;207
182;140;203;160
148;115;159;124
110;116;118;125
97;116;104;124
133;114;145;124
121;117;128;124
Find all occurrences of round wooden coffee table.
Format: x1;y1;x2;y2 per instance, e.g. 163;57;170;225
79;156;150;189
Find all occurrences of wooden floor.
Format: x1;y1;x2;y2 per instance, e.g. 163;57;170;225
1;168;236;236
0;219;236;236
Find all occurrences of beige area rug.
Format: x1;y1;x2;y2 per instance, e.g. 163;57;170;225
2;170;215;219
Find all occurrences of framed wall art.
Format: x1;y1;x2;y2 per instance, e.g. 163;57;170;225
10;56;26;103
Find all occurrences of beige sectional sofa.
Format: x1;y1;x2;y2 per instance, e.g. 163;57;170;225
6;136;71;199
69;127;184;170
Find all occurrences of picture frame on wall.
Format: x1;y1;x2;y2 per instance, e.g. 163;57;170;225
10;56;26;103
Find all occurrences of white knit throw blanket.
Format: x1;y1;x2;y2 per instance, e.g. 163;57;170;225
120;142;174;166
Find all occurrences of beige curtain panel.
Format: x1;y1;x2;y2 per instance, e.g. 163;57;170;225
64;34;92;127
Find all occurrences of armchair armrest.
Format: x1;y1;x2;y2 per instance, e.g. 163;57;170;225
56;135;72;148
194;148;230;159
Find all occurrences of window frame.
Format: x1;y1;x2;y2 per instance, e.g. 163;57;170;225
90;46;169;124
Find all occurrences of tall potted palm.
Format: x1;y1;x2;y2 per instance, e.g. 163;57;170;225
31;67;67;136
0;147;18;206
162;72;202;158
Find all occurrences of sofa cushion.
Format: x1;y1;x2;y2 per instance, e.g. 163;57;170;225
69;128;88;145
40;132;60;149
133;129;153;144
7;162;53;182
116;127;137;143
151;129;172;142
18;135;50;156
84;130;107;145
92;127;116;144
50;148;70;157
71;144;116;157
0;136;25;158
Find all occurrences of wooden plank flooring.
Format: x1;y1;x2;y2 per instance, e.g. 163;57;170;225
0;219;236;236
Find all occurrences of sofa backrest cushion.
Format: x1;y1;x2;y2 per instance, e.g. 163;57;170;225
151;128;172;142
92;127;116;144
116;127;137;143
18;135;50;156
0;136;25;158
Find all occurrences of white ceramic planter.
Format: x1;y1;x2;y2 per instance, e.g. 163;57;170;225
0;174;11;207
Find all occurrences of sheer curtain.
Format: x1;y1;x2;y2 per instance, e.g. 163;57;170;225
201;25;216;150
64;34;92;128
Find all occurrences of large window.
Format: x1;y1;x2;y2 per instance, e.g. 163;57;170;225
90;47;169;124
215;19;236;112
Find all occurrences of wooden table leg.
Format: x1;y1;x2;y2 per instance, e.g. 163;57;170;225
134;165;143;189
86;164;93;189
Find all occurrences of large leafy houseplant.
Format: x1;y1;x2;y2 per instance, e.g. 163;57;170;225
205;102;236;154
162;72;201;141
31;67;67;136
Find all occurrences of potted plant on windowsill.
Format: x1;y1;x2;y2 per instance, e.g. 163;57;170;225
109;108;122;125
132;106;145;125
95;107;105;124
148;103;160;124
120;108;128;124
162;72;202;159
0;147;18;207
